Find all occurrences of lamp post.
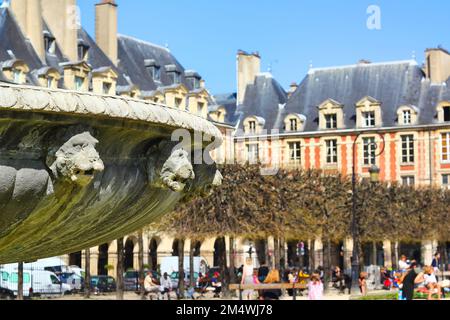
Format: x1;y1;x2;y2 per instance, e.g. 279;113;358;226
350;132;385;295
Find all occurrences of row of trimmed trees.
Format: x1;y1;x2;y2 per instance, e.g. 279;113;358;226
153;164;450;297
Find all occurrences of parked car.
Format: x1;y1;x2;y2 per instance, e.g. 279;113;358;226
123;270;159;291
170;271;199;289
59;272;83;292
0;287;14;300
90;276;116;294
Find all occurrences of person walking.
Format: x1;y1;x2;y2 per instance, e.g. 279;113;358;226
308;273;324;300
241;257;256;300
431;252;441;280
160;272;172;300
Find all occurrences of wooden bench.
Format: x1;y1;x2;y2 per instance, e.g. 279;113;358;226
229;283;308;300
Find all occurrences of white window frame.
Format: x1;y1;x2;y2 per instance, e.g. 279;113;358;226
402;110;412;125
362;111;376;128
401;176;415;186
325;139;338;164
325;113;337;129
247;143;259;164
442;174;450;187
290;118;298;131
401;135;415;164
288;141;301;163
441;132;450;163
363;137;376;166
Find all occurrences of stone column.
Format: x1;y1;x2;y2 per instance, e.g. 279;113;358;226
422;240;434;266
383;240;392;269
90;248;99;276
201;238;216;267
61;255;70;266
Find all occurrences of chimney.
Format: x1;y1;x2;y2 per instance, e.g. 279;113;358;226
41;0;78;62
95;0;118;65
237;50;261;105
10;0;45;61
425;47;450;84
288;82;298;97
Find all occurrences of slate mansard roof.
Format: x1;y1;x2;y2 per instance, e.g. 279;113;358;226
237;73;288;131
0;7;204;95
235;60;450;136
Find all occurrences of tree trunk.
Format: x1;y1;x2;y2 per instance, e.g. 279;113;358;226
358;241;364;272
178;238;185;299
273;237;280;270
229;236;236;285
372;241;377;266
391;241;397;270
442;242;449;272
17;262;24;300
116;238;124;300
219;237;230;297
84;249;91;299
189;240;195;288
323;239;331;291
309;240;315;272
138;231;145;299
279;237;286;274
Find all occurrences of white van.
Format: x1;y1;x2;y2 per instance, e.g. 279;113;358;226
0;269;71;298
160;256;208;276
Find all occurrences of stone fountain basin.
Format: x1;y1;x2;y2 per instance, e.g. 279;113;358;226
0;83;222;263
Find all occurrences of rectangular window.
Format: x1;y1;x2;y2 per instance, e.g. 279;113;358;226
148;66;161;81
78;45;88;61
247;144;259;163
401;135;415;164
197;102;205;115
325;114;337;129
442;174;450;186
290;118;298;131
362;111;376;127
13;69;21;83
249;121;256;133
102;82;112;95
363;137;376;165
442;133;450;162
10;272;30;284
325;139;338;164
403;110;412;124
75;76;84;90
169;71;181;84
175;98;183;108
47;76;54;88
444;107;450;122
401;176;415;186
288;142;301;163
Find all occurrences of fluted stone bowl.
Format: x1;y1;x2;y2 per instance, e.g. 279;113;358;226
0;83;222;263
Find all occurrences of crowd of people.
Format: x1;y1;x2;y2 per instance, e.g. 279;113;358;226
141;252;449;300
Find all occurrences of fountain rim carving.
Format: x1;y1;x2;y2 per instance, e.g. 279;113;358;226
0;82;223;145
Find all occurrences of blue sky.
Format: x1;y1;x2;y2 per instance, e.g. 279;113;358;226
76;0;449;94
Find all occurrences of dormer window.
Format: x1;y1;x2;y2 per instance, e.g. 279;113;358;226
75;76;84;90
397;105;418;126
362;111;376;127
13;69;22;83
356;96;381;128
318;99;344;130
44;34;55;54
145;60;161;81
444;106;450;122
325;114;337;129
102;82;112;95
77;42;89;61
249;121;256;133
403;110;412;124
168;71;181;85
289;118;298;131
185;71;201;90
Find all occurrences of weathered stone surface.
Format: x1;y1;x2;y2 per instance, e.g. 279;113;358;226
0;83;222;263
